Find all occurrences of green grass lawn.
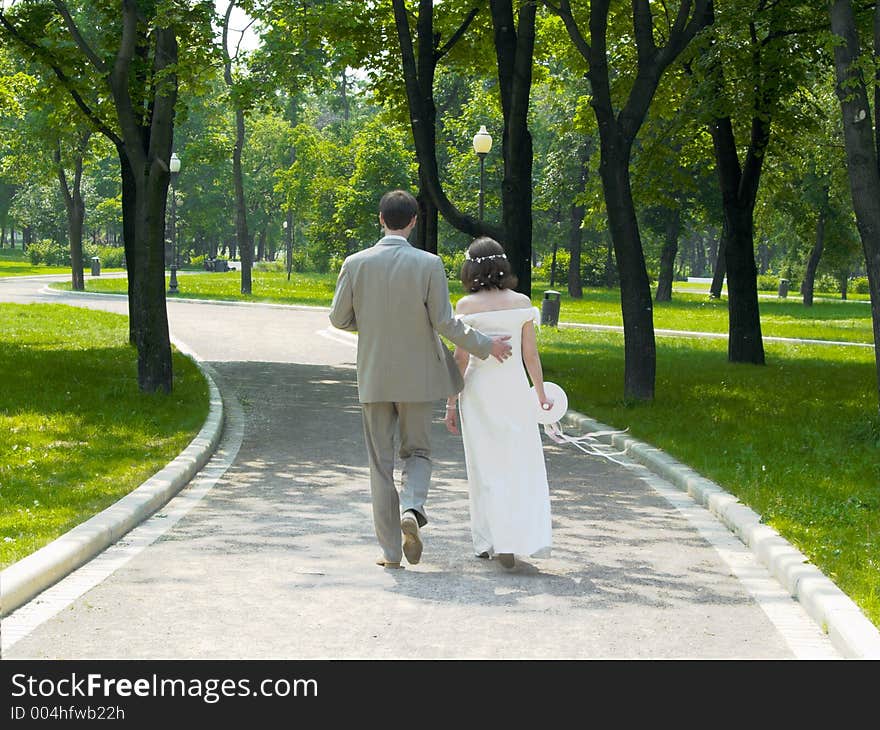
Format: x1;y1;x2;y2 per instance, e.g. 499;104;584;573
538;328;879;627
64;270;875;344
0;247;123;278
60;269;341;307
0;303;209;568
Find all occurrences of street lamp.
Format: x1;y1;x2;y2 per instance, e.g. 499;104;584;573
168;152;181;294
472;125;492;221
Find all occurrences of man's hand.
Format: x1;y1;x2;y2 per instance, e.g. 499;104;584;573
490;335;513;363
444;404;459;435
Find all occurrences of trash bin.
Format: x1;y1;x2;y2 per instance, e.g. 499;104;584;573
778;278;789;298
90;256;101;276
541;290;561;327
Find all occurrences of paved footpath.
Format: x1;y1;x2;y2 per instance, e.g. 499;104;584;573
0;276;840;658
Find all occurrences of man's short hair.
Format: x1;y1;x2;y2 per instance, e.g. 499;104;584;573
379;190;418;230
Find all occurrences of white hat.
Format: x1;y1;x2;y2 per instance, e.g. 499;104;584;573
531;381;568;424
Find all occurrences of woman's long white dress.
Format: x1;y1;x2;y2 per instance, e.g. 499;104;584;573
457;306;552;558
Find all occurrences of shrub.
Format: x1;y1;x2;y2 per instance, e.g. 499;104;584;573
28;239;68;266
254;260;286;273
440;249;466;280
290;250;311;272
328;254;344;274
93;246;125;269
190;254;206;267
814;273;840;294
852;277;870;294
535;249;570;283
757;274;779;292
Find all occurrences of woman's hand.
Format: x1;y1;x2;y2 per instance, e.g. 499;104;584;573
539;396;554;413
444;404;459;435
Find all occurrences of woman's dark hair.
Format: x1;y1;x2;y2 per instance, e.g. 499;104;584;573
379;189;418;230
460;237;518;293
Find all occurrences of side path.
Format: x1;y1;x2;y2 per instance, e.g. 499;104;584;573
0;279;840;657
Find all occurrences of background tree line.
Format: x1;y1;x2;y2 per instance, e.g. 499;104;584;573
0;0;877;407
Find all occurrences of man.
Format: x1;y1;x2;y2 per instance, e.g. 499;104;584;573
329;189;512;569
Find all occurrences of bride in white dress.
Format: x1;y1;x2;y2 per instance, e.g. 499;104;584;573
445;237;553;570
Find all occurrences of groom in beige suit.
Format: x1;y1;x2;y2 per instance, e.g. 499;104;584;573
329;190;512;568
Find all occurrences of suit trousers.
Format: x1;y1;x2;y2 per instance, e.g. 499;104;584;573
361;401;433;563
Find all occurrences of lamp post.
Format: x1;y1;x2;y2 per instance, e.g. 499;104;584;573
472;125;492;221
168;152;181;294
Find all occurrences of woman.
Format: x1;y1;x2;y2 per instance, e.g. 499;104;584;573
445;237;553;570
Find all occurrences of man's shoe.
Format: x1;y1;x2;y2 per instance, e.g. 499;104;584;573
401;512;423;565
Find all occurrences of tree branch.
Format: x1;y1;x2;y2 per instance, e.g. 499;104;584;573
550;0;591;61
52;0;107;72
111;0;145;162
435;5;481;62
633;0;658;64
234;18;256;61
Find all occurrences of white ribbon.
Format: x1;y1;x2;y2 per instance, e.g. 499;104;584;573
542;422;635;468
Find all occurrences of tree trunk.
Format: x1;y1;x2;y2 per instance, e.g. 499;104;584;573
801;193;827;307
830;0;880;410
710;113;766;364
116;145;140;346
724;207;765;363
257;227;266;262
655;206;681;302
55;136;88;292
549;237;559;288
490;0;536;296
232;106;251;293
415;188;438;254
601;140;656;401
107;12;176;393
709;236;726;297
223;2;252;294
567;163;587;299
693;233;707;277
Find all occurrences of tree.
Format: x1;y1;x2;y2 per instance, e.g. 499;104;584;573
829;0;880;410
691;0;828;363
54;128;91;290
548;0;712;400
391;0;501;255
0;0;216;393
221;0;256;293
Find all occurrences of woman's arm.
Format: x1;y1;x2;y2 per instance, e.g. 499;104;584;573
522;318;552;411
445;346;471;435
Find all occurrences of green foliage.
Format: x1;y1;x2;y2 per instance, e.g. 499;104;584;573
87;245;125;269
757;274;785;292
440;249;466;281
535;248;570;282
853;277;870;294
27;239;68;266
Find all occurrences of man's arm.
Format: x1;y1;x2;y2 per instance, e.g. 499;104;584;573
425;258;494;359
329;260;357;331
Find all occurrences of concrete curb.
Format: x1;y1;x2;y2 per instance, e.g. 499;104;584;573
0;351;224;618
561;410;880;659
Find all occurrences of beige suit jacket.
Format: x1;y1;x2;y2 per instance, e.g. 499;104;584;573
329;235;494;403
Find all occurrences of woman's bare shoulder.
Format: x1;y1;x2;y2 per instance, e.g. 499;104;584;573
455;295;476;314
